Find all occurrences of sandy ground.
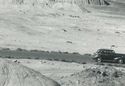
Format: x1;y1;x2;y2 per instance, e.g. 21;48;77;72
0;0;125;54
1;58;125;86
0;59;60;86
7;59;125;86
13;59;84;80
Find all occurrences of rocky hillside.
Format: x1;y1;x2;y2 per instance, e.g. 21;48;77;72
51;0;110;5
60;65;125;86
0;0;111;6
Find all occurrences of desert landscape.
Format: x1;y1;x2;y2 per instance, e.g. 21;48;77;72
2;58;125;86
0;0;125;86
0;0;125;54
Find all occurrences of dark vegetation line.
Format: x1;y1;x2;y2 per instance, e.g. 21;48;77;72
0;48;93;64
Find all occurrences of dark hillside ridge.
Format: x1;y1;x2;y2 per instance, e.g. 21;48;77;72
0;49;93;63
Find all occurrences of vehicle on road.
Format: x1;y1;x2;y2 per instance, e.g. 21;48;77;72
93;49;125;64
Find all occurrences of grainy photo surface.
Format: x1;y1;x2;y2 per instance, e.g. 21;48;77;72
0;0;125;86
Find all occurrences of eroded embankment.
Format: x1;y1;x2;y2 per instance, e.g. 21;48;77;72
0;59;60;86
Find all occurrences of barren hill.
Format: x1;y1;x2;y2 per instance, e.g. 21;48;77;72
0;59;60;86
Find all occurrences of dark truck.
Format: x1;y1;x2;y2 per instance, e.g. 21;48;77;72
93;49;125;64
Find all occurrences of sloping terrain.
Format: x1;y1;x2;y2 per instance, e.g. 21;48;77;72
59;65;125;86
14;59;125;86
0;59;60;86
0;0;110;6
0;0;125;54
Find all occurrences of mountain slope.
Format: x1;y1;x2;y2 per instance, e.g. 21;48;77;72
0;0;125;54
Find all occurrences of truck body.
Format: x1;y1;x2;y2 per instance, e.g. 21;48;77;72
93;49;125;64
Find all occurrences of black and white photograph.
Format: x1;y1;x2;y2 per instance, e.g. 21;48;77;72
0;0;125;86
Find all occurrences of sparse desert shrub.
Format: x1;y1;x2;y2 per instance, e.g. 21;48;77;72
27;57;31;59
69;15;80;18
46;51;50;53
68;60;74;63
30;49;46;52
6;56;14;59
2;48;10;50
111;45;115;47
17;56;23;59
49;13;61;17
63;52;69;54
72;52;79;54
97;29;100;31
96;62;105;65
35;57;39;59
62;29;67;32
87;10;91;13
16;48;25;51
13;60;20;64
47;58;53;61
84;53;92;56
81;62;87;64
30;50;39;52
41;50;46;52
113;71;122;78
61;59;68;62
115;31;120;34
58;51;63;54
107;63;113;66
66;41;72;44
78;29;82;31
30;50;41;52
50;51;57;53
54;59;60;61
